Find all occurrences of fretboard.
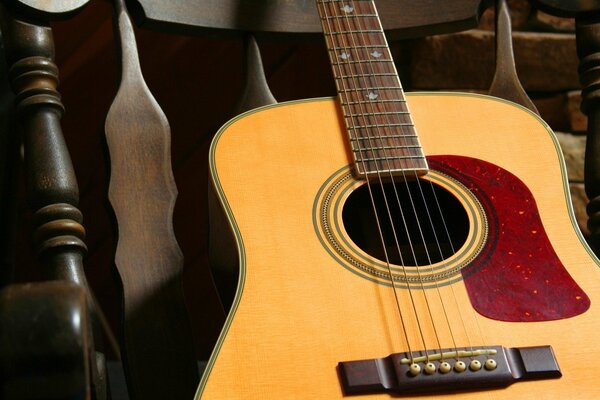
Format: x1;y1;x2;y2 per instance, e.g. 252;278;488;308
316;0;428;177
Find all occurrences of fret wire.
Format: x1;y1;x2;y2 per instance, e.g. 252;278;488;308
352;143;420;151
330;45;387;50
344;110;412;119
343;112;411;121
341;99;407;106
347;111;410;117
334;66;398;80
343;100;409;108
349;133;416;140
328;38;386;49
356;155;427;162
356;147;422;154
329;46;390;54
336;73;397;81
325;29;383;35
361;167;429;176
344;110;412;118
327;21;383;30
321;14;378;20
336;73;397;80
340;103;410;112
348;122;413;129
337;85;405;95
332;59;393;65
340;87;402;94
349;134;418;140
352;145;422;151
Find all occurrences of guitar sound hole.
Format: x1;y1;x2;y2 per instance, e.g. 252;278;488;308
342;179;469;266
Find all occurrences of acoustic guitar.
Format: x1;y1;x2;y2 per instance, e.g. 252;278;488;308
196;0;600;398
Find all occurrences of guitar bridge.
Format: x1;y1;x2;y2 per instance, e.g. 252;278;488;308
338;345;561;395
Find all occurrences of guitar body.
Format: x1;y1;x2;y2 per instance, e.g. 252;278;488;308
197;93;600;399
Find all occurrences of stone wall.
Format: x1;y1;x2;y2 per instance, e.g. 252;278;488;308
404;0;589;239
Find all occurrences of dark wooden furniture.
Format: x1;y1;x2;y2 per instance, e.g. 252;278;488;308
0;281;90;399
517;0;600;254
105;0;198;398
107;2;497;398
1;0;598;399
0;0;107;398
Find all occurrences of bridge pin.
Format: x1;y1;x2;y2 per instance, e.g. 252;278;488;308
408;363;421;376
454;361;467;372
470;360;482;371
485;359;498;370
424;362;436;375
439;361;452;374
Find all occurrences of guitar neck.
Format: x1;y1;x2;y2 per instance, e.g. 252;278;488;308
316;0;428;177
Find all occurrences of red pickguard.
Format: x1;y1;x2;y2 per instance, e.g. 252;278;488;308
429;155;590;322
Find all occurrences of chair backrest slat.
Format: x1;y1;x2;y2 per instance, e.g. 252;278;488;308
131;0;488;39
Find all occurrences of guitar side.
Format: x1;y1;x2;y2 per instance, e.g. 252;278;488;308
198;93;600;399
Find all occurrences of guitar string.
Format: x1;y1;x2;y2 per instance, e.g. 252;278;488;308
354;1;486;359
332;0;447;362
340;0;453;361
352;1;485;360
426;179;486;355
318;0;419;362
419;0;512;353
346;0;482;361
323;0;448;362
321;0;487;367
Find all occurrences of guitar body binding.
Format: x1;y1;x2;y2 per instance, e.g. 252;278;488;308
199;94;600;399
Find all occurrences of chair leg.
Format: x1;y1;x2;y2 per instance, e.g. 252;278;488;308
0;63;17;289
576;13;600;253
0;6;107;399
0;281;91;399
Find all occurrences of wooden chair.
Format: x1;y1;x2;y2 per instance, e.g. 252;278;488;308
108;1;495;398
1;0;598;398
0;1;106;398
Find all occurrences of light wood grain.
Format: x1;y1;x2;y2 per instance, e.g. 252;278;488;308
199;93;600;399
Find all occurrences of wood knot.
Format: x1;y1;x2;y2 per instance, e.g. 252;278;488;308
33;203;87;255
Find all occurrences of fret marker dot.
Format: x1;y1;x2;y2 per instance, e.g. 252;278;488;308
340;52;351;60
370;50;383;58
341;5;354;13
367;92;379;100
